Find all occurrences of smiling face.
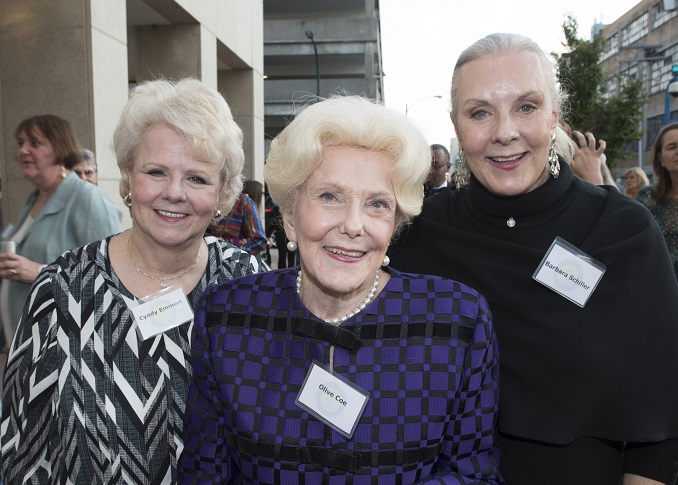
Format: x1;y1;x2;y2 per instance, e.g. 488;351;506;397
128;125;223;251
284;146;396;304
453;50;558;196
16;127;63;190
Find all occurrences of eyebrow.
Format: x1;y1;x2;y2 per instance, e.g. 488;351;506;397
462;89;547;107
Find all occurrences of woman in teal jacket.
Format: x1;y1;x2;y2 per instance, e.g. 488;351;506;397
0;115;121;347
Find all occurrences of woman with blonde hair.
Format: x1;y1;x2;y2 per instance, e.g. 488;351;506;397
624;166;650;198
1;78;266;484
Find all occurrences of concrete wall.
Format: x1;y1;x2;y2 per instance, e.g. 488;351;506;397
0;0;264;231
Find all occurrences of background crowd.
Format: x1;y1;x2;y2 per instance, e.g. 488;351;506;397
0;29;676;485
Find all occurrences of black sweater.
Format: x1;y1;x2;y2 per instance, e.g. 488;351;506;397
390;162;678;482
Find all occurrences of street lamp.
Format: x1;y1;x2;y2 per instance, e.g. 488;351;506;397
665;64;678;125
305;30;320;97
405;95;442;116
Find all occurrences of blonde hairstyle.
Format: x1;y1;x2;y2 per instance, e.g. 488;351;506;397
264;95;430;234
113;78;244;213
555;124;576;163
624;166;650;195
450;33;566;125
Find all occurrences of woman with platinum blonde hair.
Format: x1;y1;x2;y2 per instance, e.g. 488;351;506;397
180;95;503;483
1;78;266;484
390;32;678;484
624;166;650;199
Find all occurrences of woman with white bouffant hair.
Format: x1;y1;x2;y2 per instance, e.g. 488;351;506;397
180;95;503;483
1;78;267;484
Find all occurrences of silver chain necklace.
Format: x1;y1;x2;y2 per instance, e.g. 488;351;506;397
126;234;201;289
296;269;380;325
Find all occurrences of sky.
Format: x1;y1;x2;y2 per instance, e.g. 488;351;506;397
380;0;643;150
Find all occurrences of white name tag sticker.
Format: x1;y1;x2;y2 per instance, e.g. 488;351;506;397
131;287;194;340
533;237;606;308
296;361;369;439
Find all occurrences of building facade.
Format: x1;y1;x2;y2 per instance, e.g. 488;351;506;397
0;0;264;228
263;0;384;142
598;0;678;174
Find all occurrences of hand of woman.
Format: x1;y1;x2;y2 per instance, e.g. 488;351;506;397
571;130;606;185
0;253;44;284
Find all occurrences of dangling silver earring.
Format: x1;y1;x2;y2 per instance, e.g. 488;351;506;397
212;209;222;221
382;255;390;267
123;193;132;207
287;241;297;252
548;133;560;179
455;148;470;189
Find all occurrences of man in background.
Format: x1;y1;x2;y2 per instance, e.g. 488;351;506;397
424;144;451;198
72;148;98;185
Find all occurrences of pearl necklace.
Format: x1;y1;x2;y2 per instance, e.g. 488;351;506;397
296;269;380;325
126;234;201;289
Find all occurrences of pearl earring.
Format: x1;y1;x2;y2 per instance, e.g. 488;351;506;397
287;241;298;252
382;255;390;266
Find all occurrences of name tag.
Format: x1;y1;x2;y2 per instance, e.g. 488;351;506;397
130;287;194;340
533;237;606;308
296;361;369;439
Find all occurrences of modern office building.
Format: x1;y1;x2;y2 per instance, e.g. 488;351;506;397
263;0;384;142
597;0;678;173
0;0;264;228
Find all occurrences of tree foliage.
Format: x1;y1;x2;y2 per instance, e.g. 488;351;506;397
553;16;645;169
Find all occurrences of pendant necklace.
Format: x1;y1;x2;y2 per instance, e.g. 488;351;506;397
126;234;201;289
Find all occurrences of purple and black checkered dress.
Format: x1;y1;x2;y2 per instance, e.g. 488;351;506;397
180;268;503;484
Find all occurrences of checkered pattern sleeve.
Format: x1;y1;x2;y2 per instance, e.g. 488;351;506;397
418;289;501;484
179;269;503;484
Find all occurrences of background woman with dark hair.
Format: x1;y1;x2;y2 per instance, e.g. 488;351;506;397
637;123;678;279
0;115;121;348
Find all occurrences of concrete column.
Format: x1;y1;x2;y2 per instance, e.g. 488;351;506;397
219;69;265;184
0;0;127;225
136;24;202;82
90;0;130;226
200;26;218;89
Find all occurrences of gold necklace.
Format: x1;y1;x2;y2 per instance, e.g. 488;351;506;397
126;234;201;289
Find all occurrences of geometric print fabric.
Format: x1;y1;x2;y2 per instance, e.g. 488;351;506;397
0;236;265;484
180;268;503;483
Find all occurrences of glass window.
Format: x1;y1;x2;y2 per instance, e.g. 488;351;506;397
601;33;619;62
621;12;649;46
653;3;678;29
